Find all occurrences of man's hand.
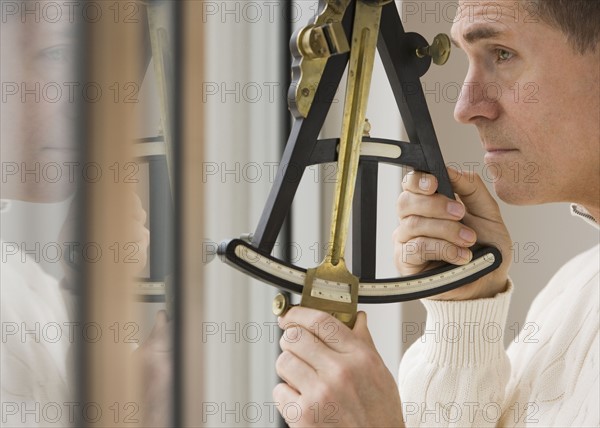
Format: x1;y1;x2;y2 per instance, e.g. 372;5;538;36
273;307;404;427
394;167;512;300
133;310;173;427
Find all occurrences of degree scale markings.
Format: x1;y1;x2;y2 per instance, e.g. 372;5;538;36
234;243;496;300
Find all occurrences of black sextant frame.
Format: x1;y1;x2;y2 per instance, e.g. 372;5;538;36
218;2;502;303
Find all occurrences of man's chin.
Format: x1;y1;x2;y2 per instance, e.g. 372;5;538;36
493;181;539;206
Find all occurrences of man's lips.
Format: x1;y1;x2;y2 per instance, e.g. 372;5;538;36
485;148;517;153
482;141;516;152
483;148;518;162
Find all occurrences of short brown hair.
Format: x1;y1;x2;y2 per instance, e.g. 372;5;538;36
530;0;600;54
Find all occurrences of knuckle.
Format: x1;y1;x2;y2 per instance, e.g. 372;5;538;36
272;382;286;401
275;351;290;375
396;191;412;215
313;381;332;403
395;244;409;270
394;253;404;271
358;349;379;367
352;346;371;363
333;363;353;384
404;214;422;231
443;244;462;263
409;236;427;250
279;333;289;350
447;166;462;182
401;240;421;261
312;311;333;330
393;224;408;244
443;243;462;263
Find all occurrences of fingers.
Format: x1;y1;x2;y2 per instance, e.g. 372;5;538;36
279;307;353;353
351;312;375;347
126;192;149;270
279;324;330;359
395;169;488;273
130;192;148;224
278;323;341;373
399;171;467;222
275;350;318;393
401;168;500;220
397;191;467;222
402;170;438;195
446;167;502;221
394;213;477;247
396;168;512;300
273;383;301;425
394;236;472;270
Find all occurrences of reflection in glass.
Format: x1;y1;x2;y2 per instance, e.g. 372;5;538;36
1;2;176;426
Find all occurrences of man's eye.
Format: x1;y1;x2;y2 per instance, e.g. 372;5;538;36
496;49;513;62
38;45;74;64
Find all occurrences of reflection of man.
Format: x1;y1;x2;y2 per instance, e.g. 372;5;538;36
273;1;599;427
1;4;78;202
1;11;81;427
1;6;155;427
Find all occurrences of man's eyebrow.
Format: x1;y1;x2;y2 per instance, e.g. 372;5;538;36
462;27;503;44
49;23;79;39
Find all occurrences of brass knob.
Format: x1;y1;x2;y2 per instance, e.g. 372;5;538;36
299;25;329;59
272;293;291;317
363;118;371;137
416;33;451;66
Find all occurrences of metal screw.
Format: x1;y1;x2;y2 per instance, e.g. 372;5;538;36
363;118;372;137
272;293;290;317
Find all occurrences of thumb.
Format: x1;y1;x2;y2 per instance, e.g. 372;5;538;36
352;311;375;346
447;167;502;222
154;309;170;327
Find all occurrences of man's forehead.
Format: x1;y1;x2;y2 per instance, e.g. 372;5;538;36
455;0;521;20
2;14;76;42
450;1;528;45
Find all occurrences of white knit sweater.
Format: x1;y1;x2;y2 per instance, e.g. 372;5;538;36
399;242;599;427
1;242;72;427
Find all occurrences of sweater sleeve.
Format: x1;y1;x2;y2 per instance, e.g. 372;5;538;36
398;281;513;427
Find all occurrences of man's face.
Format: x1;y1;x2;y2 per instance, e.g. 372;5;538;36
1;9;79;202
451;0;599;206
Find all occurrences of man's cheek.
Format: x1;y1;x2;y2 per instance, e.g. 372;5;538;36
1;124;29;164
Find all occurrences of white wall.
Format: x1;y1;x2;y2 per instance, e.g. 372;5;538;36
202;3;283;426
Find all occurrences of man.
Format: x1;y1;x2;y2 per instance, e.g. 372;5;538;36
273;1;599;426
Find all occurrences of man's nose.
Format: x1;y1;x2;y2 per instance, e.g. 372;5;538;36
454;69;501;124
